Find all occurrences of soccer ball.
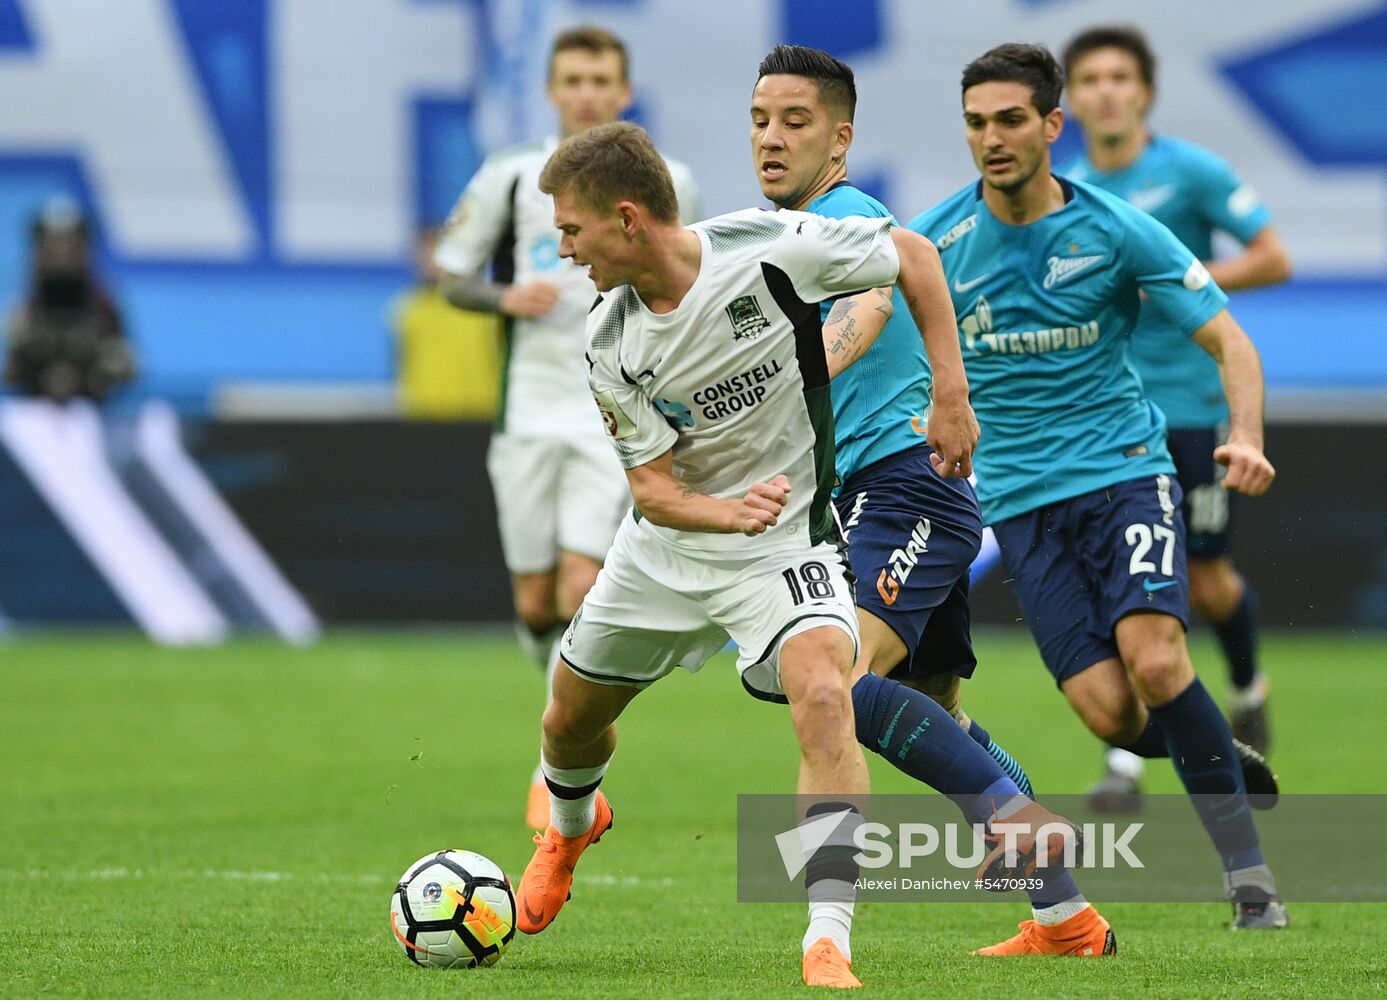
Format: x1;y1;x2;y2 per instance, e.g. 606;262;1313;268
390;850;516;968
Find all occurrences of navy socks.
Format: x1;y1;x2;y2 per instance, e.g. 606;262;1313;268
1150;677;1264;871
1212;587;1260;690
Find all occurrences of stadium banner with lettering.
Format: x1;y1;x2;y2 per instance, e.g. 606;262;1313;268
737;793;1387;902
0;0;1382;409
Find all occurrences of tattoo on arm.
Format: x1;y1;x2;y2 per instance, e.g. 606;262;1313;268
824;297;861;358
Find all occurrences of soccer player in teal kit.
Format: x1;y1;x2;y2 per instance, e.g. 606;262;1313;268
750;45;1115;958
1060;25;1292;808
908;43;1286;929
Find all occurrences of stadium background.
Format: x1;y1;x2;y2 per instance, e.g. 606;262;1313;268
0;0;1383;630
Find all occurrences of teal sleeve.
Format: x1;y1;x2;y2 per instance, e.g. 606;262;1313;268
1121;203;1229;336
1192;151;1270;245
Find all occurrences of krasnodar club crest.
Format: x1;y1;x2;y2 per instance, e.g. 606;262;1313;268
725;295;771;341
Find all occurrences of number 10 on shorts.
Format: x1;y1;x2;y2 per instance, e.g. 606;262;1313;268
1125;523;1177;576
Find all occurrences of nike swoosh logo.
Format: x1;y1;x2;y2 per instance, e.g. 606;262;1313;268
878;702;908;750
1127;185;1175;213
953;272;991;293
1142;578;1178;593
521;896;547;928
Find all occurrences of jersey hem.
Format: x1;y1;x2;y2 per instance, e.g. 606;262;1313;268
982;464;1178;525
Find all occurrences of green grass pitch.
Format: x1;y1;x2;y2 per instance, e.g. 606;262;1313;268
3;629;1386;998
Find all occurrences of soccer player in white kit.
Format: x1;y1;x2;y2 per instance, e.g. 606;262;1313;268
433;28;699;828
513;121;978;989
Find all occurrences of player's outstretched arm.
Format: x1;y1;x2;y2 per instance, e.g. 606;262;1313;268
626;451;790;536
888;228;979;478
823;288;892;380
1191;309;1276;496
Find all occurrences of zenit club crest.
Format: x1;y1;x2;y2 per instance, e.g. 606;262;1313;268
725;295;771;341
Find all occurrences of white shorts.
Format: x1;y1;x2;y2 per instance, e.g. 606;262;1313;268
486;432;631;574
560;516;861;700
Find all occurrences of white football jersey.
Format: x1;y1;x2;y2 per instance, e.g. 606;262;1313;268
434;136;700;438
587;208;900;560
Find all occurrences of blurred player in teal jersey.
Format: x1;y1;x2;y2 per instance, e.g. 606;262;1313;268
908;43;1286;930
750;45;1115;959
1060;26;1291;809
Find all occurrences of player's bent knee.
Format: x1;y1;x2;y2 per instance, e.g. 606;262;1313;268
513;575;559;634
788;681;855;755
555;553;602;620
1188;559;1242;620
1063;666;1146;745
1087;708;1146;747
1125;644;1191;705
541;688;612;747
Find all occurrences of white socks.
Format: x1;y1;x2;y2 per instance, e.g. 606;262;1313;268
1106;746;1145;780
1033;897;1089;925
1228;674;1270;712
804;895;854;959
539;758;609;837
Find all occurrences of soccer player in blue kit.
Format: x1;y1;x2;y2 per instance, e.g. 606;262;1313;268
1060;26;1291;808
751;45;1115;957
908;43;1286;929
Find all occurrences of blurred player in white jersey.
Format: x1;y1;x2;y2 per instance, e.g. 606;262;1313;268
514;121;976;988
434;27;699;828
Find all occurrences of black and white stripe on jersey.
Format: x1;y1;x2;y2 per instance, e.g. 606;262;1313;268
761;262;837;547
589;286;642;467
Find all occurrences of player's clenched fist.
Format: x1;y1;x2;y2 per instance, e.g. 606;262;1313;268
1214;441;1275;496
500;280;561;318
731;475;791;536
927;394;981;480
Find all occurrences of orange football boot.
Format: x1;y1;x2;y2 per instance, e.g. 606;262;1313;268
516;791;613;934
973;906;1117;957
802;937;862;989
525;780;550;830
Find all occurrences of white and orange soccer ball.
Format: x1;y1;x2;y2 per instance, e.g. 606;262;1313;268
390;850;516;968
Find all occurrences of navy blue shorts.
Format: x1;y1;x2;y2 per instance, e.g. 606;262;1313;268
834;445;982;680
1167;426;1235;559
991;475;1190;685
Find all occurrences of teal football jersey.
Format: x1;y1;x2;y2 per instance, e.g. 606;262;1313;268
907;178;1227;524
805;183;929;483
1062;136;1270;428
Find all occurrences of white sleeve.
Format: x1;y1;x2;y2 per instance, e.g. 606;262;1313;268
433;155;517;277
667;159;703;225
771;210;900;302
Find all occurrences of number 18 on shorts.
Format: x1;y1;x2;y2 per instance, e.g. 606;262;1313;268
560;517;860;702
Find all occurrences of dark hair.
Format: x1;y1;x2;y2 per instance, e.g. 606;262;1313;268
960;43;1064;115
756;44;856;121
549;25;629;82
539;121;679;223
1062;25;1156;89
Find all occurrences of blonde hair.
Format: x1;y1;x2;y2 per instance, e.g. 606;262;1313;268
539;122;678;223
